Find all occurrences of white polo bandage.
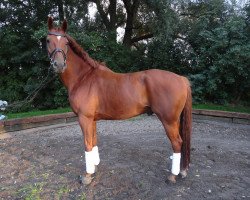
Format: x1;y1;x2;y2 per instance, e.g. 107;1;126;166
92;146;100;166
171;153;181;175
85;151;95;174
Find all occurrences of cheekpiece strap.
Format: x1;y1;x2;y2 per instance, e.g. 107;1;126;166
48;32;66;37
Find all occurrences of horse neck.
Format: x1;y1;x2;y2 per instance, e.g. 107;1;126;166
59;48;94;92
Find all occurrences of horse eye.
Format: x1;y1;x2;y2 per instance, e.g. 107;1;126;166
46;39;50;44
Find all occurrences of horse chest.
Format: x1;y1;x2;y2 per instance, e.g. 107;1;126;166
68;88;97;115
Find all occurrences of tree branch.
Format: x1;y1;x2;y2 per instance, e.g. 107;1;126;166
94;0;110;29
116;20;126;28
132;0;140;14
131;33;153;43
176;34;187;41
122;0;141;46
123;0;131;12
108;0;117;28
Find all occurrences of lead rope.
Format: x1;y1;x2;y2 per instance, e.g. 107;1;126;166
5;32;68;113
5;65;56;112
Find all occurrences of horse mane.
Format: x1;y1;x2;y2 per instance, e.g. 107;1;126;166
65;34;99;68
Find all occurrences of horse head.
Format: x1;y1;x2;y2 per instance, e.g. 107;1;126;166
47;17;68;73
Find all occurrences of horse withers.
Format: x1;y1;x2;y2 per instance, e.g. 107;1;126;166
46;17;192;185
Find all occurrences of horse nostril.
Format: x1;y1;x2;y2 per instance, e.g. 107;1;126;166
54;61;58;66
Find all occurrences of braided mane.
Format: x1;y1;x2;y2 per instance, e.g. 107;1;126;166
65;34;99;68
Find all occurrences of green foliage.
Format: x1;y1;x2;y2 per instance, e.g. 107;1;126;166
53;79;69;108
68;30;146;73
0;0;249;113
185;2;250;104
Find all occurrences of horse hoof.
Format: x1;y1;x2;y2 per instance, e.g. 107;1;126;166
165;174;177;184
79;174;94;185
180;170;188;178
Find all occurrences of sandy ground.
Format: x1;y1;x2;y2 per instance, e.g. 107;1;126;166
0;115;249;200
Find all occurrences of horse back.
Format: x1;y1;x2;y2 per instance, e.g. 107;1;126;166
94;68;188;120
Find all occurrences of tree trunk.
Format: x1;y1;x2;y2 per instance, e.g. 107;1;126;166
109;0;117;29
57;0;64;21
123;10;134;47
123;0;140;47
93;0;117;41
92;0;153;46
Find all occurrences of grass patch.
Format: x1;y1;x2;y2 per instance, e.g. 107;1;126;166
56;186;70;200
6;107;72;119
2;104;249;120
193;104;250;114
17;183;44;200
77;192;87;200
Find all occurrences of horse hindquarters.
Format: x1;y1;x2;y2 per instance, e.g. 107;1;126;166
161;84;192;183
149;74;192;182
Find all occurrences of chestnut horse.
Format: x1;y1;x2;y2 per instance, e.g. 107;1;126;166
46;17;192;185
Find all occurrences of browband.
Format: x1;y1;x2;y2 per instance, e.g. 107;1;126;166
48;32;66;37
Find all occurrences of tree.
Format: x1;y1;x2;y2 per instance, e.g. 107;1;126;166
0;0;69;111
177;0;250;103
88;0;174;47
0;0;249;112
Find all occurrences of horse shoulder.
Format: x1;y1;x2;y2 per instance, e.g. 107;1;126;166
68;72;100;116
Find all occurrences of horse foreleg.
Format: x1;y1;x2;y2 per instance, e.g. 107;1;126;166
162;120;183;183
78;115;96;185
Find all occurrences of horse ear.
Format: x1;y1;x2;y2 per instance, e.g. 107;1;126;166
61;19;67;32
48;17;54;30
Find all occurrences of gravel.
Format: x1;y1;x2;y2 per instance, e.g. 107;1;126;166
0;115;249;199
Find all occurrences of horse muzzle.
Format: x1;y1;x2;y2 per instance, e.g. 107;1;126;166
49;48;68;73
51;60;67;73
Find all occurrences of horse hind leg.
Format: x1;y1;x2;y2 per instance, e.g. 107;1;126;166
161;120;183;184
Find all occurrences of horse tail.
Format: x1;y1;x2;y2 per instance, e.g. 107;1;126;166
180;79;192;170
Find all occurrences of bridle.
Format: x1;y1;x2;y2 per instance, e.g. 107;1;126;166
47;32;68;66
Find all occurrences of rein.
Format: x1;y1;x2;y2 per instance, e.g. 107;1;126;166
5;65;56;112
3;32;68;113
47;32;68;66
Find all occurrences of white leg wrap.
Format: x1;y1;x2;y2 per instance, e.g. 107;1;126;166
92;146;100;166
85;151;95;174
171;153;181;175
